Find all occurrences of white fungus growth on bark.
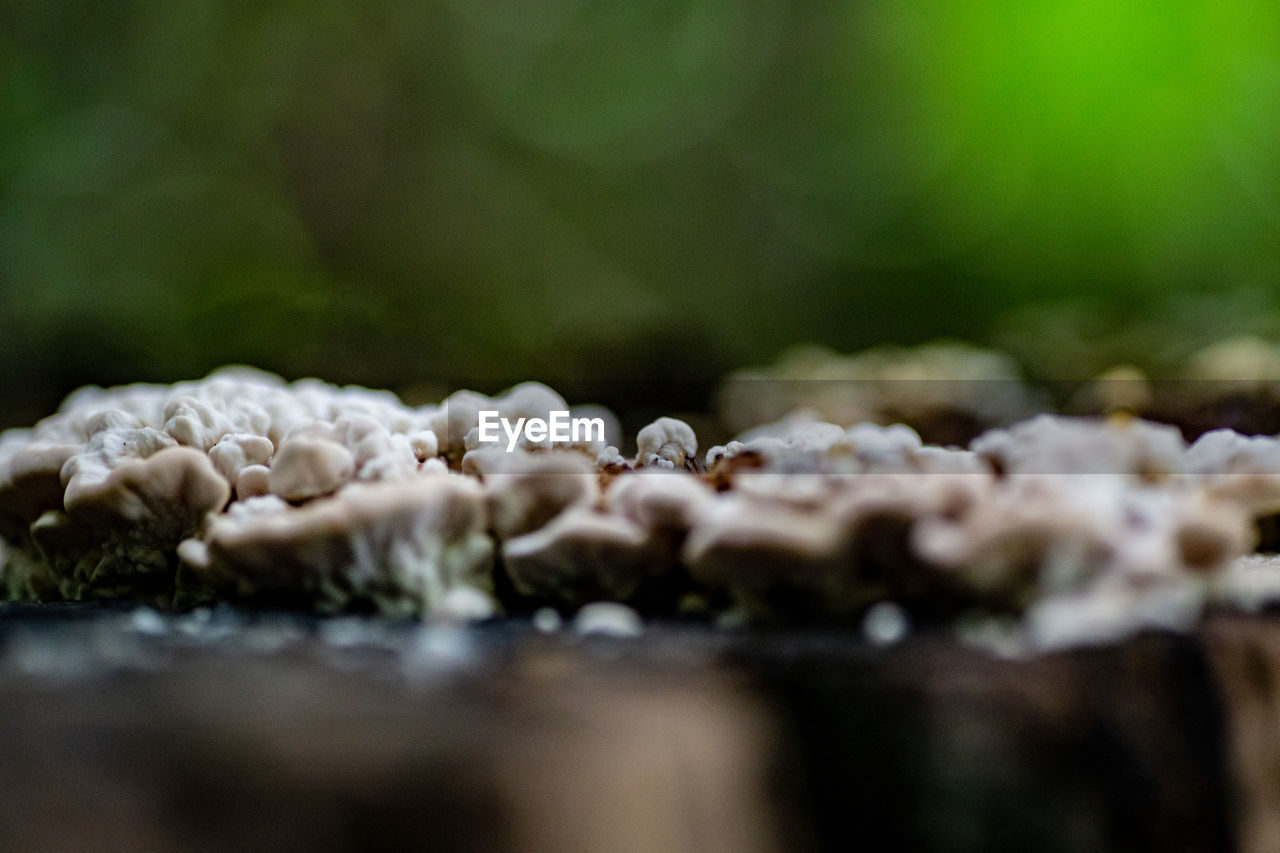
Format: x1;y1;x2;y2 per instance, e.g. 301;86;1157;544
969;414;1186;478
179;475;494;615
606;469;712;533
717;341;1043;437
1214;554;1280;613
502;507;654;604
2;365;1280;648
475;450;599;541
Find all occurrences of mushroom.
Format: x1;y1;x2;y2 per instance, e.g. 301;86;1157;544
162;395;234;450
595;445;631;476
62;445;229;535
1184;429;1280;513
0;368;448;605
330;415;419;482
502;507;655;605
572;601;644;637
1023;572;1205;652
913;473;1252;615
970;414;1185;480
606;468;711;534
1069;365;1154;417
1212;554;1280;613
208;434;275;486
706;416;979;481
235;465;272;499
716;341;1041;445
603;469;714;601
434;382;574;462
268;437;355;502
635;417;699;471
682;495;848;616
180;474;494;616
25;444;232;604
3;361;1278;643
0;436;79;539
469;449;599;541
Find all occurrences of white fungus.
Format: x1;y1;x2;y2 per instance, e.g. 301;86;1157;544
502;507;654;605
234;465;272;499
532;606;563;633
267;437;356;502
208;434;275;485
179;475;494;615
572;601;644;638
635;417;698;470
1;365;1279;650
969;414;1186;479
716;341;1042;438
1213;554;1280;613
469;450;599;541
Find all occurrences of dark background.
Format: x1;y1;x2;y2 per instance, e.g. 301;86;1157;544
3;0;1279;426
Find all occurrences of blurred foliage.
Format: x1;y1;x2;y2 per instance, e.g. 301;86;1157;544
2;0;1279;425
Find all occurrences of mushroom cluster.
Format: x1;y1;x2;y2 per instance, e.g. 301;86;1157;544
1073;335;1280;438
716;341;1044;446
3;368;1280;652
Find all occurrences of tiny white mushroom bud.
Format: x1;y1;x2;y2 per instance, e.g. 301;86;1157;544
573;601;644;637
162;395;229;450
421;458;449;475
596;446;628;470
498;382;567;421
636;417;698;470
532;607;562;633
409;429;439;461
862;601;909;647
209;434;275;483
236;464;272;499
176;538;211;571
268;438;355;501
433;586;497;622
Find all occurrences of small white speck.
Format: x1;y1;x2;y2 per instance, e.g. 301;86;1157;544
863;601;909;647
320;617;370;648
433;586;496;622
532;607;562;633
572;602;643;638
400;625;475;680
129;607;167;635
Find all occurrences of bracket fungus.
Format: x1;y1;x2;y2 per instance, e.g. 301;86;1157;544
716;341;1043;445
502;507;655;605
178;475;493;615
0;366;1279;648
471;449;599;541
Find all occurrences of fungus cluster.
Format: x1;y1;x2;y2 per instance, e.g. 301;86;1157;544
1074;335;1280;437
3;366;1280;652
717;341;1043;445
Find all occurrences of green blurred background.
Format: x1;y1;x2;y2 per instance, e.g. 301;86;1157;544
3;0;1280;426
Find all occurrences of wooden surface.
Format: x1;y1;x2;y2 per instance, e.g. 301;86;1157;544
0;605;1275;851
